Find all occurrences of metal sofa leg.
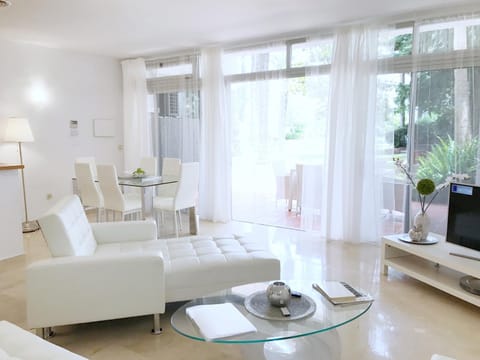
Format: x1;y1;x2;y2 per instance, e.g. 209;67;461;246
151;313;162;335
174;211;179;238
37;327;55;339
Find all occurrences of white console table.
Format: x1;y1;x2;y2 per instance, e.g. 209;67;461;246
381;234;480;307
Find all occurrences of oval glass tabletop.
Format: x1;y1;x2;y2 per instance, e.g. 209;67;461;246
170;281;372;344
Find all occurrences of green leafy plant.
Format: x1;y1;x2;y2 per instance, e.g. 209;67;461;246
416;136;478;185
394;158;444;215
393;125;408;148
285;123;305;140
132;167;145;177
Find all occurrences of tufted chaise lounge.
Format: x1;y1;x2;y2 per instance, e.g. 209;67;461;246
27;195;280;337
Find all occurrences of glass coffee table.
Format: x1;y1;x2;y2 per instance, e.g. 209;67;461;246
170;281;372;359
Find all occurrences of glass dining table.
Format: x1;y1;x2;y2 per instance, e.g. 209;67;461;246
118;175;198;235
73;173;198;235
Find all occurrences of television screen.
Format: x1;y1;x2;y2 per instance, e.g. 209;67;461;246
446;183;480;252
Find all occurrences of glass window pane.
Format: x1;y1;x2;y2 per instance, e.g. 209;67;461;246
417;17;480;53
378;73;411;154
418;28;453;54
412;67;480;235
229;74;329;229
223;45;287;75
291;39;333;67
377;73;411;234
467;24;480;49
378;28;413;58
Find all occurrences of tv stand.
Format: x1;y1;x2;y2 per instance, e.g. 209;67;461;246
381;234;480;307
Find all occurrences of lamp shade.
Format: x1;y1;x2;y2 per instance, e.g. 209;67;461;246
4;117;34;142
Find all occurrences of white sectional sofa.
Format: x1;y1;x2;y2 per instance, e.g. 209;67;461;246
27;195;280;336
0;320;86;359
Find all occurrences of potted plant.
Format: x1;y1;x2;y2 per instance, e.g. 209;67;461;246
393;158;468;241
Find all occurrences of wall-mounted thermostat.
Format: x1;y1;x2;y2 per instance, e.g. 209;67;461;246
70;120;78;136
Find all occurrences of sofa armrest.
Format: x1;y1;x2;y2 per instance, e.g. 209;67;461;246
90;220;157;244
26;253;165;329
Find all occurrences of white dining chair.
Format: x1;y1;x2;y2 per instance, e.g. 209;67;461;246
140;156;158;176
155;158;182;224
272;161;291;207
153;162;199;237
74;162;104;222
75;156;97;179
96;164;142;221
157;157;181;196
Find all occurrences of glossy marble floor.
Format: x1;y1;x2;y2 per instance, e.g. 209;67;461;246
1;218;479;360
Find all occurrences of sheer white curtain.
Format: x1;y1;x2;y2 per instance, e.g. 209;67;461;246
146;55;201;167
320;25;384;243
121;58;152;171
199;47;231;222
224;42;290;225
298;60;330;231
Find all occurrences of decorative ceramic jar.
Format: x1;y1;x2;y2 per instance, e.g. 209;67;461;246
408;211;430;241
266;281;291;307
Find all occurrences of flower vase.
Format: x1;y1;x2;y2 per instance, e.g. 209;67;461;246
408;211;430;242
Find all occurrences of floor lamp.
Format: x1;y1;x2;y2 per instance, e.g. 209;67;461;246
4;117;39;233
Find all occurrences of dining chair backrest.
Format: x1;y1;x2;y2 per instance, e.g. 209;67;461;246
140;156;158;176
96;164;125;212
157;157;181;198
174;162;200;211
74;162;103;208
162;157;181;176
75;156;97;179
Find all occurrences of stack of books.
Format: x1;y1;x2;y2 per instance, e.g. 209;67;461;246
312;281;373;305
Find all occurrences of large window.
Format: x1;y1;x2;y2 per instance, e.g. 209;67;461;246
146;55;201;169
225;39;331;228
380;15;480;235
143;13;479;235
226;15;480;233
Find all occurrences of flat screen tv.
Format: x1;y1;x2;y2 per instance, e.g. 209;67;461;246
446;182;480;252
446;182;480;295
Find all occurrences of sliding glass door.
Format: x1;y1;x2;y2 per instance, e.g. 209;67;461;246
409;66;480;234
380;15;480;236
225;40;331;229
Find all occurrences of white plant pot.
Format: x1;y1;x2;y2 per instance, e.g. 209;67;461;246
408;211;430;241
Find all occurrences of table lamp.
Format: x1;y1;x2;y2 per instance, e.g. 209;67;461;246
4;117;39;233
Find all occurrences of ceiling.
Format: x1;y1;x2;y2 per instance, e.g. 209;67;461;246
0;0;478;59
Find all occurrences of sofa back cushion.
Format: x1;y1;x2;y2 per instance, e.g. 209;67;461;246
38;195;97;257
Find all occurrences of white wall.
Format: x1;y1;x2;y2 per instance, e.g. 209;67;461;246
0;39;123;220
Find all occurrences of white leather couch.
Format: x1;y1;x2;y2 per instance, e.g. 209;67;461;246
27;195;280;336
0;320;86;359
